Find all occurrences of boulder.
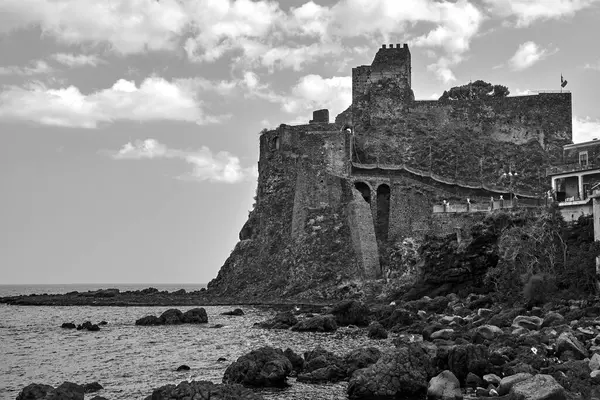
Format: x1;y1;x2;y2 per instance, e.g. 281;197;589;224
379;308;416;329
135;315;163;326
76;321;100;331
447;344;489;383
222;347;292;387
182;308;208;323
159;309;184;325
541;312;565;328
475;324;503;341
509;374;566;400
367;321;388;339
497;373;533;396
347;344;432;399
61;322;76;329
590;353;600;371
176;365;190;371
292;315;337;332
297;366;346;383
427;370;462;400
330;300;370;326
16;383;54;400
83;382;103;393
431;329;455;341
222;308;244;316
256;311;298;329
556;331;587;360
17;382;86;400
343;347;382;377
145;380;263;400
512;315;543;331
303;347;344;374
283;348;304;375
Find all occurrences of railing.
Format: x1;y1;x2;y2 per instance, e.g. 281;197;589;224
532;90;571;94
546;162;599;176
433;198;545;214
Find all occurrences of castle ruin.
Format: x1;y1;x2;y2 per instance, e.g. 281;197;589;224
207;45;573;299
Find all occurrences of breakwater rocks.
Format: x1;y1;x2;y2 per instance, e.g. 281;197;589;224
135;308;208;325
17;381;103;400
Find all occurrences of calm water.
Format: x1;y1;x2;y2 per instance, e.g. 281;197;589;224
0;286;393;400
0;283;207;297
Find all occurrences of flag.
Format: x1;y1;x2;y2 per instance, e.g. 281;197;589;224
561;74;568;88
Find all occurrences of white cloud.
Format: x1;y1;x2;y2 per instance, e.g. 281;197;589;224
282;75;351;120
51;53;104;67
573;116;600;143
112;139;257;184
426;57;457;83
0;60;53;76
509;41;557;70
584;60;600;71
483;0;600;27
0;76;225;128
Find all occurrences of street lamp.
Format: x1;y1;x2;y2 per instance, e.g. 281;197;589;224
501;167;519;206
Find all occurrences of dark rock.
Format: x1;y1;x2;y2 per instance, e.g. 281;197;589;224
61;322;76;329
556;331;587;360
83;382;103;393
292;315;337;332
379;308;415;329
427;370;462;400
135;315;163;326
330;300;370;326
211;324;225;328
222;308;244;316
222;346;292;387
89;397;109;400
367;321;388;339
76;321;100;331
181;308;208;324
465;372;483;389
347;344;432;399
176;365;190;371
283;348;304;374
16;383;54;400
303;347;344;373
497;373;533;396
447;344;490;383
217;357;227;362
512;315;543;331
145;380;263;400
159;309;184;325
256;311;298;329
297;365;346;383
98;321;108;325
343;347;381;377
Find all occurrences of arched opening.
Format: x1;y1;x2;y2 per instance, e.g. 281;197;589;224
273;136;280;150
376;184;390;242
354;182;371;203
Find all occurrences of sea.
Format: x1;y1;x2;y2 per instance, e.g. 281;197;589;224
0;284;393;400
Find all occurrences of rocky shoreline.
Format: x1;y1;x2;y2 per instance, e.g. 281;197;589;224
13;294;600;399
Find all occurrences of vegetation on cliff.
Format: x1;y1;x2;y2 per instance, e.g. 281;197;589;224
439;80;510;101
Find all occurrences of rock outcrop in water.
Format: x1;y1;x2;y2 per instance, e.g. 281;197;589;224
223;347;293;387
145;380;263;400
135;308;208;326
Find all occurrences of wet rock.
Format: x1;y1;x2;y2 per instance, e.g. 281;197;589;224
330;300;370;326
497;373;533;395
256;311;298;329
145;380;263;400
98;321;108;325
292;315;337;332
303;347;344;374
509;374;565;400
465;372;483;389
181;308;208;323
217;357;227;362
83;382;103;393
347;344;431;399
222;308;244;316
90;397;109;400
16;383;54;400
379;308;416;329
427;370;462;400
176;365;190;371
512;315;543;331
135;315;162;326
211;324;225;328
367;321;388;339
159;309;184;325
77;321;100;331
447;344;489;383
556;331;587;360
343;347;382;377
297;365;346;383
222;346;292;387
61;322;76;329
283;348;304;375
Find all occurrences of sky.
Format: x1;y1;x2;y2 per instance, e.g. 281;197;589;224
1;0;600;285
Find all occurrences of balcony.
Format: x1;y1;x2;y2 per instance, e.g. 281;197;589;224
546;162;599;176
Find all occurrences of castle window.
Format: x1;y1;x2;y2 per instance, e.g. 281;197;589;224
376;184;390;242
271;136;280;151
579;151;588;167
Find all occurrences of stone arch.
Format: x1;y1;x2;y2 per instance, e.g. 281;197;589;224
272;136;280;150
376;184;390;242
342;125;353;134
354;181;371;203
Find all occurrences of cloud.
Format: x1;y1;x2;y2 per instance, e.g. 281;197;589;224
483;0;600;27
511;88;535;96
509;41;557;70
0;76;225;128
51;53;104;67
573;116;600;143
426;57;458;83
112;139;257;184
0;60;53;76
282;75;351;120
584;60;600;71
